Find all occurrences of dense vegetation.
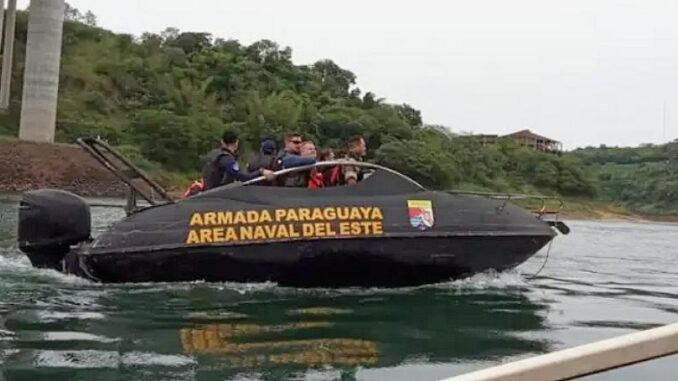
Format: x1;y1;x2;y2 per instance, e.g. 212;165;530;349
571;143;678;213
4;7;677;214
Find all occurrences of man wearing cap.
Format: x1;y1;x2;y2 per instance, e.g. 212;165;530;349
247;137;278;173
201;130;275;191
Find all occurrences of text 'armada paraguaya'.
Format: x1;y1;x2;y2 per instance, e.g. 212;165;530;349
185;206;385;244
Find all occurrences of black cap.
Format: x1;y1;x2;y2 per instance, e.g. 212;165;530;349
221;129;239;145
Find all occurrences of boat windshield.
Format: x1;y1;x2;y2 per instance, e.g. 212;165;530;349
183;161;427;199
239;161;423;188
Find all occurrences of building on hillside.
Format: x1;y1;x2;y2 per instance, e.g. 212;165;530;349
503;129;562;153
464;129;562;153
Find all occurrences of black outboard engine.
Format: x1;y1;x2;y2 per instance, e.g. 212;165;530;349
18;189;91;270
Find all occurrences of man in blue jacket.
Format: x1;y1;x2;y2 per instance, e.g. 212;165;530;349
201;130;275;191
277;133;317;169
276;133;317;187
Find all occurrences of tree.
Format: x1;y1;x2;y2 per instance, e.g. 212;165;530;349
1;15;611;207
394;103;423;127
64;2;81;21
361;92;384;109
312;59;356;96
166;32;213;54
374;140;459;188
64;3;97;26
161;27;180;42
246;40;292;67
84;11;97;26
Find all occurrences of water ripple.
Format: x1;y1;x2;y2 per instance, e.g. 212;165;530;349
1;204;677;380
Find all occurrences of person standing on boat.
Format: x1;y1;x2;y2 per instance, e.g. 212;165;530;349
277;133;317;169
300;141;326;189
342;135;368;185
274;133;317;187
201;130;275;190
318;148;337;187
299;140;318;158
246;137;278;172
278;138;318;187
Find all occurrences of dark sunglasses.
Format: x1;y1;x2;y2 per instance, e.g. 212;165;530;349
291;140;302;144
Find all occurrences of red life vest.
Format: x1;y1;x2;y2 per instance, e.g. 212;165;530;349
308;170;325;189
327;166;343;186
183;179;204;197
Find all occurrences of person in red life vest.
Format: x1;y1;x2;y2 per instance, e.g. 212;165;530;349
298;140;325;189
183;179;204;197
325;148;346;187
318;148;336;187
323;137;368;187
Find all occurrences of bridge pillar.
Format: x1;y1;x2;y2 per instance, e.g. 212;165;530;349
18;0;65;143
0;1;6;57
0;0;18;110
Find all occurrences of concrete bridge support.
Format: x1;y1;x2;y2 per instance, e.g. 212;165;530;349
18;0;65;143
0;1;6;57
0;0;17;110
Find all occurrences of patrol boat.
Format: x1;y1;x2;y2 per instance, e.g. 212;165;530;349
17;138;569;287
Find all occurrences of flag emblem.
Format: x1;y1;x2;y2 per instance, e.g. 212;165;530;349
408;200;434;230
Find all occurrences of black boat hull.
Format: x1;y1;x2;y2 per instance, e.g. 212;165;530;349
66;234;552;287
20;164;566;287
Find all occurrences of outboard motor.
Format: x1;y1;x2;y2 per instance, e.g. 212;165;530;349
18;189;91;270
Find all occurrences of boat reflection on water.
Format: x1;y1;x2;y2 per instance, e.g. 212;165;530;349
177;286;551;377
181;320;379;368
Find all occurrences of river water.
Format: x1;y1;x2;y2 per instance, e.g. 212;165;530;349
0;197;677;380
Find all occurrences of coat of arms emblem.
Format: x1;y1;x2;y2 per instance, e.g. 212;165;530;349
408;200;434;230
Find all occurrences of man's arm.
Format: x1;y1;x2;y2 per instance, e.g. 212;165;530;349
281;155;316;169
219;155;262;182
343;159;358;185
344;168;358;184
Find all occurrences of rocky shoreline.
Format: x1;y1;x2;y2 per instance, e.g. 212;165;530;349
0;138;128;197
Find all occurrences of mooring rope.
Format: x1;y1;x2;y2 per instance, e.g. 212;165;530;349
527;238;554;280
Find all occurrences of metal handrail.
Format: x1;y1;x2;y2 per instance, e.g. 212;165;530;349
76;137;174;207
190;161;565;217
194;160;427;197
445;190;565;215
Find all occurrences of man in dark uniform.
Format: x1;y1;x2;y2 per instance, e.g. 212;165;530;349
247;137;278;173
201;130;275;191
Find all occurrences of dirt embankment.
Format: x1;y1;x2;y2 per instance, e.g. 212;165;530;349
0;138;127;197
559;201;678;223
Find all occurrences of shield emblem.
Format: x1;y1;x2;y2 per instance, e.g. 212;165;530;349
408;200;434;230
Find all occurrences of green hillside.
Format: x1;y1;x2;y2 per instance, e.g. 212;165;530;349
571;143;678;214
0;9;598;197
6;7;678;216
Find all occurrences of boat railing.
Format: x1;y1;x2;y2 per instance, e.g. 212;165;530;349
444;190;565;216
74;140;566;222
76;137;174;214
206;162;566;221
439;321;678;381
233;160;427;189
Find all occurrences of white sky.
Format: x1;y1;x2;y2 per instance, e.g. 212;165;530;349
17;0;678;149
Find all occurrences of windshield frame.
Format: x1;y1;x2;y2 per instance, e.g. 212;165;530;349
209;161;426;192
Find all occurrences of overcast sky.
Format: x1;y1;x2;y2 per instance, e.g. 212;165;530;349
17;0;678;148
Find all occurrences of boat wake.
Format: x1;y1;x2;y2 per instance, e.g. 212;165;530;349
0;246;533;298
0;248;91;286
